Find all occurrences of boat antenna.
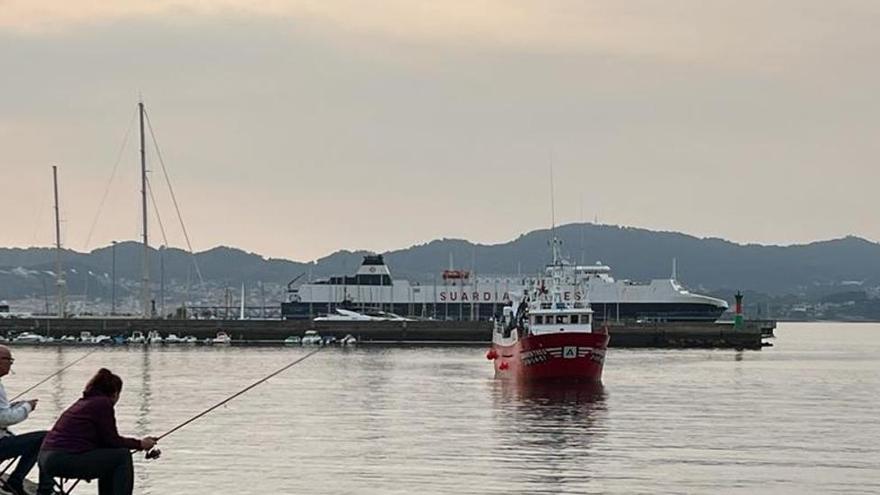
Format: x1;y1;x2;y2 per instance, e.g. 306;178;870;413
548;160;562;266
549;160;556;233
52;165;66;318
672;258;677;280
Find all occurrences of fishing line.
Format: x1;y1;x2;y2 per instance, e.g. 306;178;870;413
158;346;323;440
11;349;99;402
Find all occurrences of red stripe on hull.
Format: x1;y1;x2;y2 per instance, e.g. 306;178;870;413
493;332;609;382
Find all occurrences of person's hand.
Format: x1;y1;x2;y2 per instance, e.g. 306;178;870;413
26;399;38;410
140;436;158;450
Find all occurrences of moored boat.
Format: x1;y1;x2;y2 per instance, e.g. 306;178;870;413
301;330;322;346
12;332;47;344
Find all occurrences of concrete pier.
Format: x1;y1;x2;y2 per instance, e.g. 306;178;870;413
0;317;774;349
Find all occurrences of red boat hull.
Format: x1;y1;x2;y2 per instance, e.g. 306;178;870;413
492;331;609;382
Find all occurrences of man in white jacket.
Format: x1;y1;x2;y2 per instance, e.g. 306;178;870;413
0;344;49;495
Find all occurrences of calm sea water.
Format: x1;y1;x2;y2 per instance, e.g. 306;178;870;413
6;322;880;494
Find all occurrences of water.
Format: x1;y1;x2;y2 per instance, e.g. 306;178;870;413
6;322;880;494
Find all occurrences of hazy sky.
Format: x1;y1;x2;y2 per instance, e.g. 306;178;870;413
1;1;878;261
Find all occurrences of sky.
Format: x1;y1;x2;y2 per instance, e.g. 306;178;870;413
1;1;878;262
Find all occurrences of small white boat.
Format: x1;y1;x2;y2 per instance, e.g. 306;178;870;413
283;336;302;345
93;335;113;345
128;331;145;344
164;334;184;344
301;330;323;346
13;332;46;344
340;334;357;346
211;331;232;345
182;335;198;344
146;331;163;345
79;331;94;344
59;335;78;343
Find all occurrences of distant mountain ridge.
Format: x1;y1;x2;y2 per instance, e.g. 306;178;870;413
2;223;879;303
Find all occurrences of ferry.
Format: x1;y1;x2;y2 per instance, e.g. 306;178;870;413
488;238;608;382
281;254;728;322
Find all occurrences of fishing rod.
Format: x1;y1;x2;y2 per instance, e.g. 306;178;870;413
61;347;324;494
11;349;99;402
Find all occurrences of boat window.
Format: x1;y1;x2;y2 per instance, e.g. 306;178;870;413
556;315;567;324
571;315;579;324
534;315;543;324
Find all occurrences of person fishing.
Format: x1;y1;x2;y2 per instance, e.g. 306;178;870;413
37;368;158;495
0;345;52;495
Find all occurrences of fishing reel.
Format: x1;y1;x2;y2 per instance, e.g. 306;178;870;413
145;448;162;460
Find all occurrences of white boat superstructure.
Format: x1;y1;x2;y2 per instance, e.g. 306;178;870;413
283;254;728;322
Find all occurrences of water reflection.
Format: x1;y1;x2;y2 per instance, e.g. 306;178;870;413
491;379;608;492
514;380;606;406
49;347;66;413
135;348;153;493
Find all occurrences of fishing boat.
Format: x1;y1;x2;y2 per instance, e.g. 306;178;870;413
147;330;164;345
487;237;609;382
128;331;145;344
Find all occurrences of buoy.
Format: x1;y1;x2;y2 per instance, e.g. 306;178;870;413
499;361;509;370
486;348;498;360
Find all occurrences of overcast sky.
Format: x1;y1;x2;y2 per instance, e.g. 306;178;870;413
1;1;878;261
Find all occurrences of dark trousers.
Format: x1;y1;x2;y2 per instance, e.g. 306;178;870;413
39;448;133;495
0;431;52;489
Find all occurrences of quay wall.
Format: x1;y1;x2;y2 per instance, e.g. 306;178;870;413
0;318;772;349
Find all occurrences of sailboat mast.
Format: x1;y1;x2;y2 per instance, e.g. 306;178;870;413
52;165;66;317
240;283;246;320
140;101;151;318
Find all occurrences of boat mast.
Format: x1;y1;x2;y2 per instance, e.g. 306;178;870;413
52;165;66;317
240;282;246;320
140;100;151;318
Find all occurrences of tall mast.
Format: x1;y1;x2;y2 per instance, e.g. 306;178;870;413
140;100;151;318
52;165;66;317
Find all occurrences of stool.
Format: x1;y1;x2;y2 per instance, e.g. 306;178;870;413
54;477;92;495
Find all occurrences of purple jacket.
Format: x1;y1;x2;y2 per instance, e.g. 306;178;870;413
41;394;141;453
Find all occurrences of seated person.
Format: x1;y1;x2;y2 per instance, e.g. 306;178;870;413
0;344;50;495
38;368;158;495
